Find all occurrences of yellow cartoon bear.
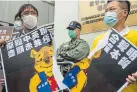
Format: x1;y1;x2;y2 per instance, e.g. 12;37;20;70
29;46;59;92
62;58;90;92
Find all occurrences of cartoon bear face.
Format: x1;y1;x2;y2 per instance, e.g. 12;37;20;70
30;46;54;77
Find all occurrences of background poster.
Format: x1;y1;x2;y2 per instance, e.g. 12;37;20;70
0;26;13;40
0;24;58;92
0;26;13;91
79;0;137;34
82;30;137;92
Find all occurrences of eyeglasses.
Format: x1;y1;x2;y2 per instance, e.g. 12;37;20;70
21;10;37;16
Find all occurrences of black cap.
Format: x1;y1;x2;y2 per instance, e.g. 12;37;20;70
67;21;81;30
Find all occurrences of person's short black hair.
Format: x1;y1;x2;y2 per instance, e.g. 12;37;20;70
107;0;131;15
18;4;38;18
14;13;23;22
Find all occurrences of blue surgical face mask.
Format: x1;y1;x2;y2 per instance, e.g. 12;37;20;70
68;30;76;39
104;12;118;27
104;10;124;27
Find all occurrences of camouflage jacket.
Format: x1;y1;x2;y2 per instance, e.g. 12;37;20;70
57;38;90;63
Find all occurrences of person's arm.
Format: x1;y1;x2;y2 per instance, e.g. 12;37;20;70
63;41;90;61
56;43;66;62
126;34;137;84
0;39;5;47
88;33;105;64
56;45;61;57
0;39;6;87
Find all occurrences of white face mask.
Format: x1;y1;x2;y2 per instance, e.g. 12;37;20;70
22;15;37;29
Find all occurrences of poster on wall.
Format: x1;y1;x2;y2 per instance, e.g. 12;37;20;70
0;24;65;92
82;29;137;92
79;0;137;34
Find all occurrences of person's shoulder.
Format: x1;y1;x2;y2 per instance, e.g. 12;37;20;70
128;29;137;35
93;32;106;42
125;29;137;46
80;38;87;43
79;39;89;46
59;41;69;48
90;32;106;50
126;29;137;39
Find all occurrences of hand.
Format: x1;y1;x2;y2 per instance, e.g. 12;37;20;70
0;79;5;86
126;73;137;84
0;39;5;47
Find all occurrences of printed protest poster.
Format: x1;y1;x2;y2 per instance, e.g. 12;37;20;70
82;29;137;92
0;24;65;92
0;26;13;40
0;26;13;91
79;0;137;34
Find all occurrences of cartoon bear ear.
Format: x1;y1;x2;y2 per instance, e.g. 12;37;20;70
30;49;37;58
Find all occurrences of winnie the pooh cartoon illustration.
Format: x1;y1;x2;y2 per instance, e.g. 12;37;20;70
62;58;90;92
29;46;59;92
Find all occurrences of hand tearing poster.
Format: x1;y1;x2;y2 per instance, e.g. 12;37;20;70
0;24;66;92
83;29;137;92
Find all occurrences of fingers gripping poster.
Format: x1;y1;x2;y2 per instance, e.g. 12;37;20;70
0;24;65;92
